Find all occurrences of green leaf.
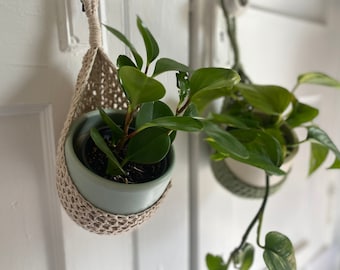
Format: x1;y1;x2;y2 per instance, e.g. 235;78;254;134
136;101;174;129
203;121;249;159
298;72;340;88
152;58;191;77
309;142;329;176
236;84;293;115
117;55;137;68
239;244;255;270
206;254;227;270
229;129;285;175
119;66;166;110
103;24;143;69
136;16;159;66
90;128;125;175
263;231;297;270
139;116;203;132
329;157;340;169
98;108;124;144
286;101;319;128
126;127;170;164
190;68;240;112
183;103;199;117
307;126;340;160
210;113;249;129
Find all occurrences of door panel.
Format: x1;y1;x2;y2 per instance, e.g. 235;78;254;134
0;105;65;270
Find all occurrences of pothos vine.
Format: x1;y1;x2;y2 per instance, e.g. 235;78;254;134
205;1;297;269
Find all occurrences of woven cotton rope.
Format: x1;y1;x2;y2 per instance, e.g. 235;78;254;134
56;0;170;235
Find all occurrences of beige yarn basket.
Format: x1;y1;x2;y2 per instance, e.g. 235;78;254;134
56;0;170;235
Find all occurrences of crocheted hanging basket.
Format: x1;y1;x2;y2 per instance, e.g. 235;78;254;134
56;0;170;235
211;159;289;198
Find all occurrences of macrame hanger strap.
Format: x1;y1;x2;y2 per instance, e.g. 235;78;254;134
82;0;102;48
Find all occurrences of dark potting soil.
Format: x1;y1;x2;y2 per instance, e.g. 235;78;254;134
80;131;169;184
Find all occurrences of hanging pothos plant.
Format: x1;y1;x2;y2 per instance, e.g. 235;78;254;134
206;1;340;269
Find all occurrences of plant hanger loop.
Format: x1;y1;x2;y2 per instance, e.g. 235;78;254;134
82;0;102;48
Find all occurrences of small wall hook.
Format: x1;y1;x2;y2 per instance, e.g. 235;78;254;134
80;0;85;12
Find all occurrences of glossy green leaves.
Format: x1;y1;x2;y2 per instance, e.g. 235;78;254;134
119;66;166;110
136;16;159;66
263;232;296;270
286;101;319;128
152;58;191;77
306;125;340;174
190;68;240;112
126;127;170;164
235;84;292;115
206;244;254;270
90;127;125;176
203;121;249;160
103;24;143;69
206;254;227;270
297;72;340;88
309;142;328;175
228;129;285;175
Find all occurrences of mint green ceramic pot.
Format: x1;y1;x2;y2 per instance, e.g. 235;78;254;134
64;110;174;215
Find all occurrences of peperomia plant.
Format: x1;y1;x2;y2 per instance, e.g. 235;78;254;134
89;17;245;177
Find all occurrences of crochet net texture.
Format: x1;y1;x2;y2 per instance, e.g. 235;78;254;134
56;0;170;235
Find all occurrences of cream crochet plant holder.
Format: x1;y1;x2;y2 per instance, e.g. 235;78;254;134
56;0;170;235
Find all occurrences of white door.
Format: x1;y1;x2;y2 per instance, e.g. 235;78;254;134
1;0;339;270
196;0;340;269
0;0;190;269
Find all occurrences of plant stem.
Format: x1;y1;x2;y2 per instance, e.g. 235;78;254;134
221;0;252;84
225;174;270;267
117;108;135;150
291;82;300;94
256;174;270;248
176;97;191;115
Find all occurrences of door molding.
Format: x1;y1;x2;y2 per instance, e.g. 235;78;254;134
0;104;66;270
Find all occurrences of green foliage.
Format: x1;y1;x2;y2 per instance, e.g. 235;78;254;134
235;84;292;115
206;254;227;270
126;127;171;164
286;101;319;128
212;72;340;176
153;58;191;77
190;68;240;112
228;129;285;175
136;16;159;67
103;24;143;69
135;101;174;128
263;232;296;270
89;128;125;175
93;17;244;177
203;121;249;159
238;244;254;270
119;66;166;111
309;143;329;175
297;72;340;88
